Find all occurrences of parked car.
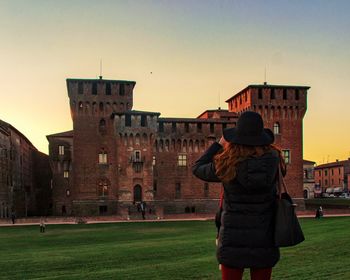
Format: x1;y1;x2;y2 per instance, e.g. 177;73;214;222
329;194;335;198
339;193;350;199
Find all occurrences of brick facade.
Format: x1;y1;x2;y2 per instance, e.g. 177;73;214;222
47;78;309;216
314;160;350;195
0;120;51;218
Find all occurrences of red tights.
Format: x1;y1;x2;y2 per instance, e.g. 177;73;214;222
221;265;272;280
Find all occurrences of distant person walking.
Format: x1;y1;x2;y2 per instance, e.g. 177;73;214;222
11;211;16;224
140;201;147;220
193;111;286;280
40;217;46;233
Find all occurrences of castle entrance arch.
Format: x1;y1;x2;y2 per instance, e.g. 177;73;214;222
134;185;142;202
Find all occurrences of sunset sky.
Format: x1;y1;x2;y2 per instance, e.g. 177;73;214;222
1;0;350;164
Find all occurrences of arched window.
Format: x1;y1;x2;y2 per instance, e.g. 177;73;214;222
135;133;140;145
134;185;142;202
273;122;280;135
98;181;109;197
99;119;106;134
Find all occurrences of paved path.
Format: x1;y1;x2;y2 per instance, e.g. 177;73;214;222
1;214;350;227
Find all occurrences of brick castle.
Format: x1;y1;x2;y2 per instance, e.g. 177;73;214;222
47;78;309;217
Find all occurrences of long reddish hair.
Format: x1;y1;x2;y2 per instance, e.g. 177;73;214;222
214;143;286;183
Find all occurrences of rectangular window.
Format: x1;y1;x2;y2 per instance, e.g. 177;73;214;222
141;115;147;127
99;152;108;164
92;82;97;95
125;115;131;127
158;122;164;132
210;123;214;133
270;88;275;99
319;170;321;176
106;83;111;95
325;179;328;186
134;150;141;162
295;89;300;100
185;123;189;133
283;89;287;100
58;145;65;155
172;123;177;133
258;88;263;99
178;154;187;167
175;183;181;199
78;82;83;94
63;171;69;178
282;150;291;164
119;84;125;96
339;168;341;174
325;170;328;176
331;169;334;175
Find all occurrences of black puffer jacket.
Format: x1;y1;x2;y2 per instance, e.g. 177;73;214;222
192;142;281;269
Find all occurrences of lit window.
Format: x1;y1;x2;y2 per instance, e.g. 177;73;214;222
273;122;280;135
178;154;187;167
282;150;290;164
99;152;108;164
63;171;69;178
66;189;70;197
152;156;156;166
98;183;108;196
59;146;65;155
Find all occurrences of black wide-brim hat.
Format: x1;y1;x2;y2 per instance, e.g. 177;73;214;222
223;111;274;146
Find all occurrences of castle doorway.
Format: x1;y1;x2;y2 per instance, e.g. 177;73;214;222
134;185;142;202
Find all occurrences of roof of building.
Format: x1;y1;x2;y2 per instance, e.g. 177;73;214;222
46;130;74;138
303;159;316;165
314;160;348;169
158;117;235;123
112;110;161;116
0;119;35;148
225;84;311;102
66;78;136;84
197;109;229;118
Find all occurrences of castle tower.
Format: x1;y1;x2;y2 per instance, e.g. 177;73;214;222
226;84;309;205
67;78;136;215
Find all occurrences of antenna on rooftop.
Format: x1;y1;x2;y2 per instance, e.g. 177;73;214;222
218;90;221;110
99;59;103;79
264;66;267;85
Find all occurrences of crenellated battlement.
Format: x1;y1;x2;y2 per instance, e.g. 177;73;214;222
227;84;309;119
67;78;135;120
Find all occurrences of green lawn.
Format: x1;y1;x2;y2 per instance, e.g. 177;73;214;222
0;217;349;280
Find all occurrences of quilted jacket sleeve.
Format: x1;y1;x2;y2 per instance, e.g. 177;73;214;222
192;142;222;182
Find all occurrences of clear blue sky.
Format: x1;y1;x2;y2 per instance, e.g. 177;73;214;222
1;0;350;164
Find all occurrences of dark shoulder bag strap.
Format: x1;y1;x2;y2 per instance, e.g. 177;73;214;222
278;163;288;198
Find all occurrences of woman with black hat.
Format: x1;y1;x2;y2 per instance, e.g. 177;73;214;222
192;111;286;280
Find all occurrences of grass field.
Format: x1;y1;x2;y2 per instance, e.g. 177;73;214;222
0;217;350;280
